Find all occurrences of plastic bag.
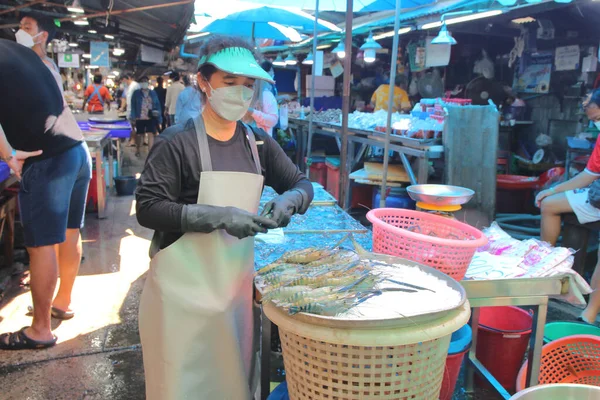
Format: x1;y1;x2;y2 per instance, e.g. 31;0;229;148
473;50;495;79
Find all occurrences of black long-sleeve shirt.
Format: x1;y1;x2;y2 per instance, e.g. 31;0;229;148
136;119;313;257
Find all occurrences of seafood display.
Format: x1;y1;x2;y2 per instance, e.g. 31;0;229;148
255;235;464;319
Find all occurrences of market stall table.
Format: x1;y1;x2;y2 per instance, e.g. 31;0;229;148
83;131;112;219
288;117;443;207
462;276;573;399
79;120;131;176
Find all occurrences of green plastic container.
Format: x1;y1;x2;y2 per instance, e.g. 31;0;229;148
543;321;600;344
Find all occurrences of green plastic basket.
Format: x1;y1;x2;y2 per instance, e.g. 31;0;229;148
543;321;600;344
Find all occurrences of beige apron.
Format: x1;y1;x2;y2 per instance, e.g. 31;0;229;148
139;116;264;400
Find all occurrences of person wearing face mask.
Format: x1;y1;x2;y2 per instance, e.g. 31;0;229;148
154;77;167;132
121;74;140;147
175;74;202;126
0;40;91;350
130;76;162;157
135;35;313;399
16;13;63;92
165;71;185;126
537;88;600;325
243;61;279;137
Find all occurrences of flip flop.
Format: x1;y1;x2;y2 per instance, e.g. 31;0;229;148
26;306;75;320
0;327;57;350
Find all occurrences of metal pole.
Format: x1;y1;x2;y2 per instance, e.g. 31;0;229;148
339;0;353;209
380;0;402;208
305;0;320;180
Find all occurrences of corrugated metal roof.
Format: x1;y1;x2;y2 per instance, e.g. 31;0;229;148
355;0;490;32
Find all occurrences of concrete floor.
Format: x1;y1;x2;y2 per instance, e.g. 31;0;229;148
0;142;595;400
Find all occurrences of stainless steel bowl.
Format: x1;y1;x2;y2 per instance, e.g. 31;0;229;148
509;384;600;400
407;184;474;206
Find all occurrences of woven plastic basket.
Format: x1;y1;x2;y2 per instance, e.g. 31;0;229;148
516;334;600;392
264;301;471;400
366;209;488;280
509;384;600;400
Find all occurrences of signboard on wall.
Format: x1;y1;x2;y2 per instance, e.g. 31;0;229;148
90;41;110;67
514;52;552;94
58;53;79;68
555;45;580;71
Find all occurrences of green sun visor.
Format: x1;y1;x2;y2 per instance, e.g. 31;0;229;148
198;47;274;84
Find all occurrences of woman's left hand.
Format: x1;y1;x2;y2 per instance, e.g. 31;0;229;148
7;150;43;179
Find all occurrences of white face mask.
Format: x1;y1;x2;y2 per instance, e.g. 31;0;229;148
207;83;254;121
141;82;149;90
595;121;600;131
15;29;42;48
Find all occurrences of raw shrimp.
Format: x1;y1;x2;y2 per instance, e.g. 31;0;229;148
262;285;312;302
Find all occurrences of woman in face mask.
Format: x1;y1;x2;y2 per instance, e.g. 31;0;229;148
537;88;600;325
135;36;313;400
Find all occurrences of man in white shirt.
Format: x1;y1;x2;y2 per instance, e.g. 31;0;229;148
122;74;140;146
164;72;185;126
16;13;63;92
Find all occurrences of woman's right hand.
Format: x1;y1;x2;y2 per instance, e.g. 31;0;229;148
535;188;555;208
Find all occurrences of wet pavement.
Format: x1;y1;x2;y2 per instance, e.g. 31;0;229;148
0;143;595;399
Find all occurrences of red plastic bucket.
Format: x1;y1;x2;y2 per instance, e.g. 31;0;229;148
441;348;470;400
475;306;532;392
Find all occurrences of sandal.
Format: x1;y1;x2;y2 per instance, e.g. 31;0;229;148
27;305;75;320
0;327;57;350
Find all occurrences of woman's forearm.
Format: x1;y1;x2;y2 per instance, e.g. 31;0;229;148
553;171;598;193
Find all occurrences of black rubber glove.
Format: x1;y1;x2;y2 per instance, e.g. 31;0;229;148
261;188;309;228
181;204;278;239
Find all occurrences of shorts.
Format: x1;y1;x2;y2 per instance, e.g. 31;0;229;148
565;187;600;224
136;119;157;135
19;143;92;247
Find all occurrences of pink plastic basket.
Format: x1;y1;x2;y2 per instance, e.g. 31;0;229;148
366;209;488;280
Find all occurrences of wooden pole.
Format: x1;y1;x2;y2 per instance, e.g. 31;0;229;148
305;0;320;180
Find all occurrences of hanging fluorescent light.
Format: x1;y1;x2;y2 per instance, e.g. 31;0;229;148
88;29;97;34
112;70;120;76
85;65;99;69
67;0;85;13
68;37;78;47
104;34;114;39
360;32;382;63
73;19;89;26
421;10;504;30
273;54;286;66
431;23;457;46
302;52;314;65
82;53;91;58
372;27;413;41
284;53;297;66
332;41;345;59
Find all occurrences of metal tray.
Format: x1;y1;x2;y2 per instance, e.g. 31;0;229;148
257;252;467;329
88;116;126;123
407;184;474;206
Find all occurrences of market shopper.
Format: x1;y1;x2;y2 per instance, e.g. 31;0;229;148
370;74;411;113
243;78;279;137
82;74;113;114
122;74;140;146
0;39;91;350
154;76;167;132
175;74;202;126
165;71;185;125
136;35;313;399
536;88;600;325
17;13;63;92
131;76;162;156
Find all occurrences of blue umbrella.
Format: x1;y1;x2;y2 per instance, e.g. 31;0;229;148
233;0;379;11
200;6;340;41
